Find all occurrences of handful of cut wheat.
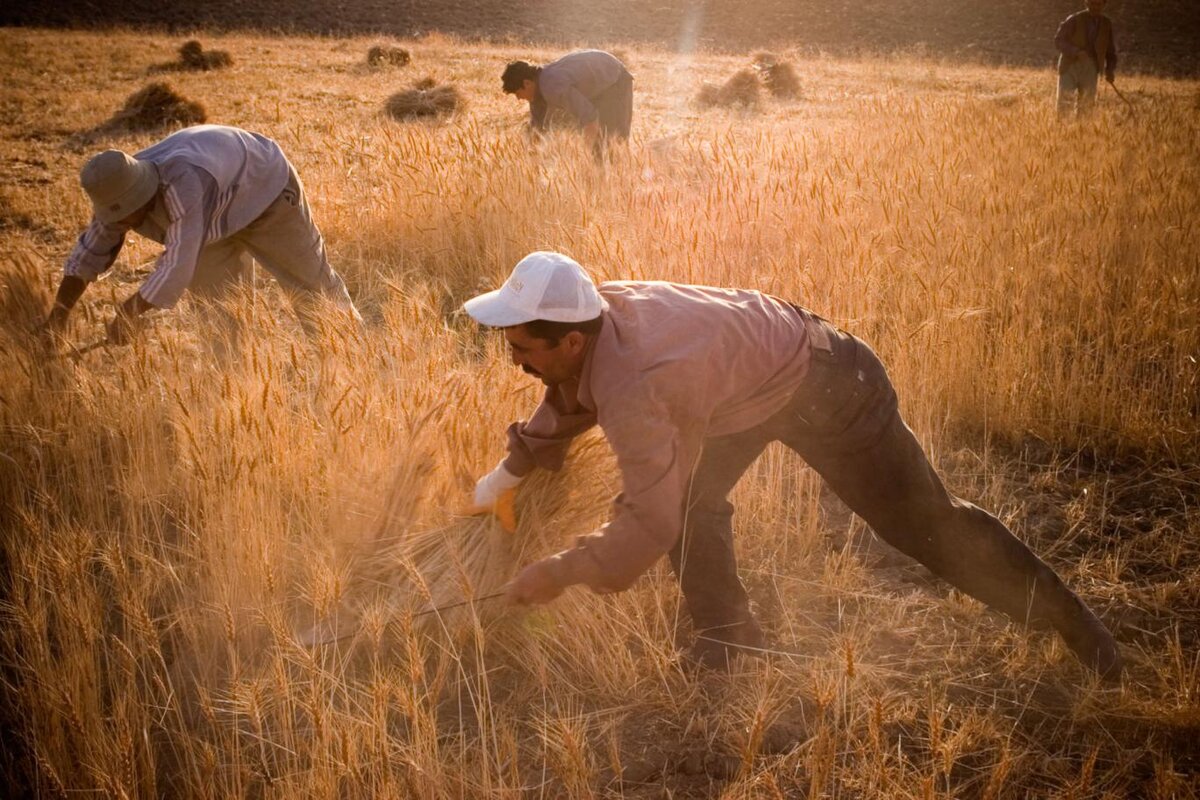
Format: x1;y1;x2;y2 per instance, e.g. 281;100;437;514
300;436;614;645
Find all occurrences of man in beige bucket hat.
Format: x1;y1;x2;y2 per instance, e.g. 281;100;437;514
46;124;361;343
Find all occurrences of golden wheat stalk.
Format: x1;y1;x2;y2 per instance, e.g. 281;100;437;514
299;437;615;645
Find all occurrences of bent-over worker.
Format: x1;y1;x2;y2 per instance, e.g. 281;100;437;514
46;124;361;344
501;50;633;155
465;251;1122;681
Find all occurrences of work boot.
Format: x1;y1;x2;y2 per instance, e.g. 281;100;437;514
685;618;767;673
1054;601;1123;683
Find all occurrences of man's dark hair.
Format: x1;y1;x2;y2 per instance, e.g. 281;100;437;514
501;60;541;93
516;316;603;346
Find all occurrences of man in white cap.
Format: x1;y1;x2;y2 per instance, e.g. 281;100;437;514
45;124;360;343
464;251;1123;680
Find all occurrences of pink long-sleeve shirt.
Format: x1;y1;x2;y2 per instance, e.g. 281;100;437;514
502;281;817;591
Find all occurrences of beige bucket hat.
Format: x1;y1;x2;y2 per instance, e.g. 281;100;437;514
80;150;159;224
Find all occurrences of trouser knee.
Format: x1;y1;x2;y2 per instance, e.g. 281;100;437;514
671;504;732;569
869;498;996;578
686;499;733;532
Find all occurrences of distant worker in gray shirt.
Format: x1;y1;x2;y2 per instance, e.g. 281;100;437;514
46;124;361;345
1054;0;1118;116
501;50;633;156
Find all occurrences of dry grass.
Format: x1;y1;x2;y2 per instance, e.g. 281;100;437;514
751;51;802;99
367;44;411;68
107;81;207;131
696;67;762;108
385;77;462;119
179;40;233;71
1;27;1199;799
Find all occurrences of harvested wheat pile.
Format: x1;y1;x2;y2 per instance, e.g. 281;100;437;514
367;45;411;67
110;82;206;130
752;51;801;99
696;68;761;108
385;78;462;120
179;39;233;71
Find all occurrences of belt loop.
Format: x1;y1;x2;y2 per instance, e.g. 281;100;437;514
805;317;835;359
788;302;836;359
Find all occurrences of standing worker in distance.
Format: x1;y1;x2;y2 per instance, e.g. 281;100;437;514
501;50;633;157
1055;0;1118;116
45;124;362;344
465;251;1123;681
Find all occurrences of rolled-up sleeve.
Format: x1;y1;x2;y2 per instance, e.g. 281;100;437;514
561;387;703;592
502;385;597;476
63;220;127;282
137;171;207;309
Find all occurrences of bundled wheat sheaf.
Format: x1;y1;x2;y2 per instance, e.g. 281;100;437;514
179;39;233;71
696;68;762;108
305;438;614;644
751;51;801;99
367;44;411;67
110;81;206;130
385;77;462;119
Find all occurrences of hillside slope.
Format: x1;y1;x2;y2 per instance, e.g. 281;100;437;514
3;0;1198;76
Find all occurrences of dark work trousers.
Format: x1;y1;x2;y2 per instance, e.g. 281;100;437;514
669;316;1096;640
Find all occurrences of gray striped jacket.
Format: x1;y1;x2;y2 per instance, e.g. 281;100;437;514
64;125;291;308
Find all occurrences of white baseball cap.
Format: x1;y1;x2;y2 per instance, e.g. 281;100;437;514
464;251;608;327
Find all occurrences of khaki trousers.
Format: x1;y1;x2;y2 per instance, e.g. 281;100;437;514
190;166;361;335
1057;58;1099;116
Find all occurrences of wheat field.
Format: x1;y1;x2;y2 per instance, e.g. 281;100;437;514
1;27;1198;798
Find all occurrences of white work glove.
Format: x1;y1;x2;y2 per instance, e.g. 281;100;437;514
463;460;524;533
473;461;524;507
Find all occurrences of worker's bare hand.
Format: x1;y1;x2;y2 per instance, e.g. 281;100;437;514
507;558;568;606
